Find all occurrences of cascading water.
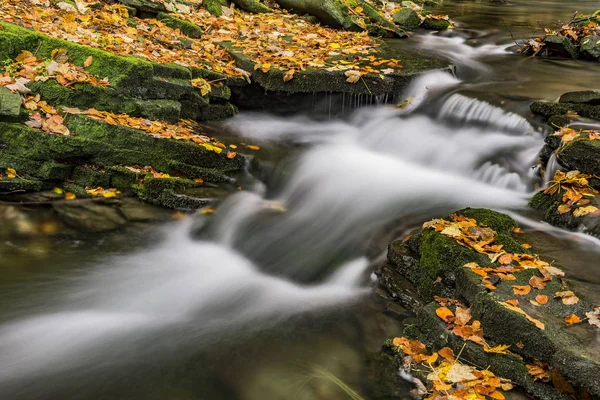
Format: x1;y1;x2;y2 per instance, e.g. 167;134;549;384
0;69;547;399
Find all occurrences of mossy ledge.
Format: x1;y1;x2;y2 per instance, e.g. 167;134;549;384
0;117;243;210
376;208;600;399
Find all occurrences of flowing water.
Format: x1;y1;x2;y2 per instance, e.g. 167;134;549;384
1;1;600;399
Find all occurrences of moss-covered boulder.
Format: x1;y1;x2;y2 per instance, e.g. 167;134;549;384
392;8;420;28
530;100;600;121
376;208;600;398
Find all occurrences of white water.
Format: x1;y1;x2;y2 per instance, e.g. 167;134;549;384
0;71;547;395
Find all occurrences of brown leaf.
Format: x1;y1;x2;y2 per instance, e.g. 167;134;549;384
529;275;546;290
84;56;93;67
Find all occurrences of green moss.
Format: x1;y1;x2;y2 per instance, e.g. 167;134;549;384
0;22;155;93
26;80;183;122
195;102;238;121
157;13;203;38
72;166;111;188
0;177;43;192
203;0;225;16
456;208;518;234
420;17;451;30
232;0;271;14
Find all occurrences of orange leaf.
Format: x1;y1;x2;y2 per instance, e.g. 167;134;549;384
564;314;581;325
435;306;454;323
529;275;546;290
506;299;519;307
512;285;531;295
522;243;532;249
437;347;455;361
535;295;548;304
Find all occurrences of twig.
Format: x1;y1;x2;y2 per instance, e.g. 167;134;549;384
502;21;522;49
360;76;372;95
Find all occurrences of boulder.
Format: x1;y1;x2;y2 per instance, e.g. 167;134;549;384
580;35;600;61
377;208;600;398
559;90;600;105
542;35;579;59
420;16;451;30
392;8;420;28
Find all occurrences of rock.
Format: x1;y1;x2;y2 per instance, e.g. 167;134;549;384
53;201;128;232
420;16;451;30
378;208;600;398
542;35;579;59
530;100;600;120
118;198;171;221
559;90;600;105
392;8;420;28
580;35;600;61
557;139;600;175
547;114;570;128
0;87;21;118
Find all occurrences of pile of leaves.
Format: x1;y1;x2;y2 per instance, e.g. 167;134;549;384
543;170;600;217
85;186;121;198
555;127;600;145
520;12;600;57
434;297;520;355
0;0;404;82
0;168;18;180
0;49;109;91
391;336;514;400
16;94;230;154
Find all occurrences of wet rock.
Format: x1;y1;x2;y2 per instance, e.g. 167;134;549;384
559;90;600;105
0;87;21;118
547;114;570;128
0;177;43;192
580;35;600;61
557;139;600;175
53;201;128;232
530;100;600;120
378;208;600;398
543;35;579;59
392;9;420;28
420;16;451;31
118;198;171;221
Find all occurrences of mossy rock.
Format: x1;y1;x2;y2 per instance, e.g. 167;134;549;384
530;100;600;120
557;139;600;175
377;208;600;397
221;41;452;96
157;13;203;38
529;183;600;238
26;80;184;122
420;17;451;30
0;177;43;192
580;35;600;61
0;87;21;117
392;8;420;28
542;35;579;59
559;90;600;105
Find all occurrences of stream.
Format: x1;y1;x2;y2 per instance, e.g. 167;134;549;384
1;0;600;399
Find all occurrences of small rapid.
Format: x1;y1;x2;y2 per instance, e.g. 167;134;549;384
0;70;546;398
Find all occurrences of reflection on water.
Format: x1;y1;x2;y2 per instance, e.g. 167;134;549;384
1;0;600;398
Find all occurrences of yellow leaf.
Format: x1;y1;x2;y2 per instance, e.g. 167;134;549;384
329;43;340;49
102;191;117;198
191;78;212;97
573;206;598;217
354;6;363;13
52;187;64;195
5;168;16;179
283;69;295;82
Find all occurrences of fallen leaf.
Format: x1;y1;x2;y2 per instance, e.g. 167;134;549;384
435;306;454;323
564;314;581;325
84;55;93;67
535;295;548;304
65;192;76;200
529;275;546;290
512;285;531;295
